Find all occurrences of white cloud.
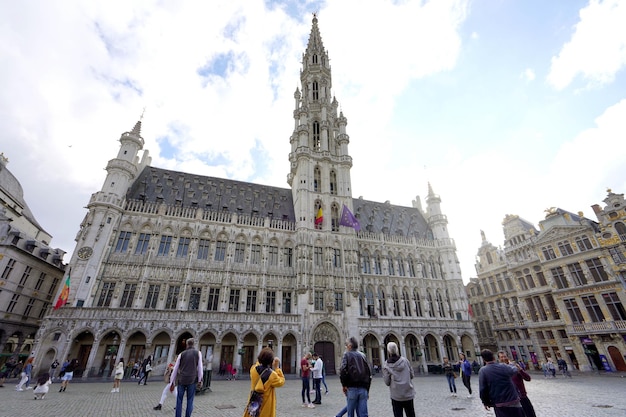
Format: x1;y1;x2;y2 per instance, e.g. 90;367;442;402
0;0;471;265
548;0;626;90
521;68;535;81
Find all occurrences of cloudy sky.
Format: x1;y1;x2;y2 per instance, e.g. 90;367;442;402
2;0;625;283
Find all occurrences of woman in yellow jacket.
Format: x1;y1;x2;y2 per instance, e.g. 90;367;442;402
244;347;285;417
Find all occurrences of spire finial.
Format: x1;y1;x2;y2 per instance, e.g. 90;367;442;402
140;106;146;121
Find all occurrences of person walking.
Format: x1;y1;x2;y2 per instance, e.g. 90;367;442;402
442;357;457;397
547;358;556;378
170;338;203;417
300;352;314;408
382;342;416;417
49;359;59;380
111;357;124;393
459;353;473;398
243;347;285;417
498;351;536;417
340;336;372;417
311;353;323;405
59;358;79;392
556;357;571;377
153;362;176;411
320;355;329;395
16;357;34;391
138;355;152;385
478;349;524;417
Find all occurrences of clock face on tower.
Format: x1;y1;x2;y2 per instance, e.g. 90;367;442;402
77;246;93;260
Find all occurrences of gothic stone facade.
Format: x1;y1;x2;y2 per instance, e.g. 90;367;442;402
33;17;476;378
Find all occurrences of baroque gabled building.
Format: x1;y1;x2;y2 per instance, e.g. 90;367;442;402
33;16;476;378
0;154;66;364
468;191;626;372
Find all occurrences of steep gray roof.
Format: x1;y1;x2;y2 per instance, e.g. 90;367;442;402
353;198;431;238
127;166;296;221
126;166;432;238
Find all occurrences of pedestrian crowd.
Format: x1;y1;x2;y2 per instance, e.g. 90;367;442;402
1;339;569;417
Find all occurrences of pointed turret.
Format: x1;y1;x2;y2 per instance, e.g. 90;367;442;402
288;15;354;232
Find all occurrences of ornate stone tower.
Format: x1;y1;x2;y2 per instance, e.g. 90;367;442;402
71;121;151;305
287;15;354;232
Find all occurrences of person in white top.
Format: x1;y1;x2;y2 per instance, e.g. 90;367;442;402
311;353;324;405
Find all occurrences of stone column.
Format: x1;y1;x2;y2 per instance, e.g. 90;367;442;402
84;336;101;379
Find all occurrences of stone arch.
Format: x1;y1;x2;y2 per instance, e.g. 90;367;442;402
423;333;439;363
442;333;459;361
460;334;476;360
311;321;341;375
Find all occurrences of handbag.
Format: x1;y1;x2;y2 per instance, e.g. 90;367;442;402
246;366;272;417
145;364;152;372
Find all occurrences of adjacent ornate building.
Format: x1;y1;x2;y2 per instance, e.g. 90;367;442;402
468;191;626;372
33;16;476;378
0;154;66;364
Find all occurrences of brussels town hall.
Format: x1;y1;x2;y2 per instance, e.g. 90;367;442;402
34;16;476;377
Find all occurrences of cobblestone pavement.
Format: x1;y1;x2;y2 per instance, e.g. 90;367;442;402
0;372;625;417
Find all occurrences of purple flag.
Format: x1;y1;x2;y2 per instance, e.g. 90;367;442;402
340;204;361;231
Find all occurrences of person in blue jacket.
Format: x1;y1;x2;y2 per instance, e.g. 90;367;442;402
459;353;473;398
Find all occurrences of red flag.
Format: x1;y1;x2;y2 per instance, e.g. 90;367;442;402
314;207;323;225
53;270;71;310
468;304;474;318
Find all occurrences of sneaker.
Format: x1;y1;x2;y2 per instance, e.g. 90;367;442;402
154;404;162;410
302;404;308;408
16;388;23;391
325;391;329;395
453;393;457;397
308;403;315;408
467;394;472;398
34;396;37;400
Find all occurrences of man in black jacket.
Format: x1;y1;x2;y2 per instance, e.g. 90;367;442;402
478;349;524;417
340;336;372;417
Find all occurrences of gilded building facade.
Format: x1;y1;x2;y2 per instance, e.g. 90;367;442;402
32;17;476;378
0;154;66;364
468;191;626;372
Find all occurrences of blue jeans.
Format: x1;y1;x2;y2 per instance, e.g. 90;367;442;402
446;374;457;393
176;383;197;417
346;387;368;417
301;377;311;404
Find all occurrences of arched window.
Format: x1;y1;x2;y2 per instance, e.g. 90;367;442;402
397;256;405;276
313;166;321;192
313;121;320;150
616;222;626;238
374;254;382;274
378;287;387;316
362;252;371;274
392;290;401;316
402;290;412;316
414;290;422;316
366;286;375;317
436;291;445;317
387;254;395;275
329;170;337;195
312;80;319;100
408;257;416;277
446;289;453;317
312;54;318;64
331;203;340;232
